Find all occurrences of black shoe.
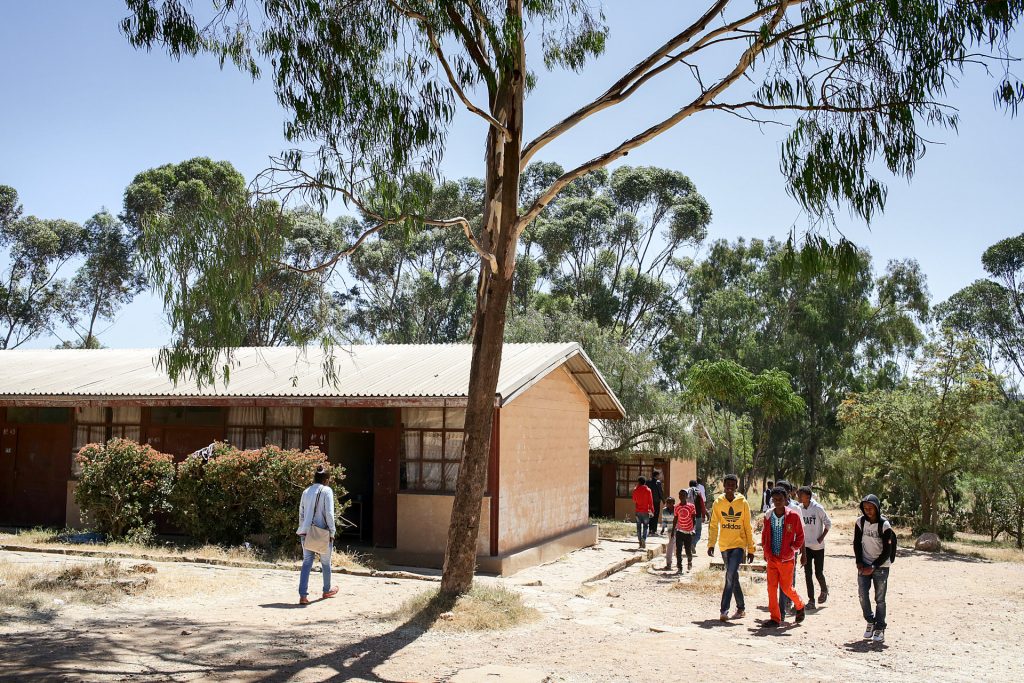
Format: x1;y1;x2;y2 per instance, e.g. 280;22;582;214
806;601;816;610
818;588;828;604
795;607;806;623
764;620;781;628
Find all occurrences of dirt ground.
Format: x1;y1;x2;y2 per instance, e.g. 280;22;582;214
2;508;1023;682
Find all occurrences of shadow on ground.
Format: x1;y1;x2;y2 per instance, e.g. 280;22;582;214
0;594;460;682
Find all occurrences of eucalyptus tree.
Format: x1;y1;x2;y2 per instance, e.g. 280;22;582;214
0;185;84;349
518;164;711;352
59;210;147;349
938;233;1024;393
121;0;1022;595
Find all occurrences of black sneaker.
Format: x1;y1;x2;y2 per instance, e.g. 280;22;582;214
795;607;806;623
764;620;781;628
806;600;816;610
818;588;828;604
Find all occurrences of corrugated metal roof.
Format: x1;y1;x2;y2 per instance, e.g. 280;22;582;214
0;343;625;419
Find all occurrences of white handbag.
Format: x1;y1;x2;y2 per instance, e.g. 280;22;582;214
304;488;332;556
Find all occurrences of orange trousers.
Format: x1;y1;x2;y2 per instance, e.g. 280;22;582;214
767;558;804;621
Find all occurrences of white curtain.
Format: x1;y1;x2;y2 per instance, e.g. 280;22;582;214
227;406;264;426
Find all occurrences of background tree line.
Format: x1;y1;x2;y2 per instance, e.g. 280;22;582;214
7;155;1023;544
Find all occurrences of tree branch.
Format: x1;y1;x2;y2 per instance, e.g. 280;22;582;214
517;1;791;233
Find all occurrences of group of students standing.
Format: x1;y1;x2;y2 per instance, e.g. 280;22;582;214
633;472;897;644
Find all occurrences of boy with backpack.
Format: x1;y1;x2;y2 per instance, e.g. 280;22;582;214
854;494;897;643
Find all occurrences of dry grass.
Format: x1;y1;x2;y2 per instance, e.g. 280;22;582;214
591;517;635;540
670;565;764;596
0;529;367;570
0;558;152;618
388;584;540;632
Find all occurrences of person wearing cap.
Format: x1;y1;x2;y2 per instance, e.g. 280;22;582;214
296;464;339;605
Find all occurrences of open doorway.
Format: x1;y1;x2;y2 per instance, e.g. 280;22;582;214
327;431;375;543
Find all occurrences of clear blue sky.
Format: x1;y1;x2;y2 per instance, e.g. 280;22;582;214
1;1;1021;348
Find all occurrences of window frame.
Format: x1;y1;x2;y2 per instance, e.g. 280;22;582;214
399;408;468;494
225;406;304;451
615;458;667;498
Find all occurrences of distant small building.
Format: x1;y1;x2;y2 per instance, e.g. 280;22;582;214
0;343;624;575
588;420;697;520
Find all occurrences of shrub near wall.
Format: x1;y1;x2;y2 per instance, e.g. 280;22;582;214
74;439;175;540
172;443;347;549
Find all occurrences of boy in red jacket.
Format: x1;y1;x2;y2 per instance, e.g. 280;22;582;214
761;487;806;627
632;476;654;549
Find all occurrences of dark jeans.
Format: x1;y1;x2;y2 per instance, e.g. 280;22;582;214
649;505;661;535
858;566;889;630
635;513;650;544
675;530;694;568
803;547;827;600
694;518;702;544
720;548;746;613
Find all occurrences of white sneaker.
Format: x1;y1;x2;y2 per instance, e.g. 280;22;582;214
864;622;875;639
872;629;885;643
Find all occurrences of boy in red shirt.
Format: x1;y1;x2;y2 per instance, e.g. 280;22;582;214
673;487;698;572
761;487;806;627
632;476;654;549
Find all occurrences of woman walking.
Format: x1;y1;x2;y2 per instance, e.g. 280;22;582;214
296;464;339;605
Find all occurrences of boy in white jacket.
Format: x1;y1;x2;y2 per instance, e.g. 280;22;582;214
797;486;831;609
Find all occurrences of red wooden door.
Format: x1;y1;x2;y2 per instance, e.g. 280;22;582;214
0;427;17;524
3;425;70;527
373;426;399;548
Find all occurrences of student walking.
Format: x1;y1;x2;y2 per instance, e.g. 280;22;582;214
296;465;339;605
673;490;697;573
797;486;831;609
707;474;756;621
761;487;806;627
662;497;677;571
855;494;897;643
775;480;801;616
762;480;775;513
648;470;665;537
688;479;707;544
633;476;654;549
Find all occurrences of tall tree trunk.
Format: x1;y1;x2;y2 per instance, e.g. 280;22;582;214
440;3;524;597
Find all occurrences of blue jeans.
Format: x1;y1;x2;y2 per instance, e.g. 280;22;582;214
694;518;702;544
298;537;333;598
635;513;650;544
720;548;746;613
858;566;889;630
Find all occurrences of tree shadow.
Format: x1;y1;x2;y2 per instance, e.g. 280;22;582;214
258;602;309;609
1;591;461;682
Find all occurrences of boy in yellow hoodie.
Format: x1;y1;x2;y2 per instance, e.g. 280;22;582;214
706;473;757;621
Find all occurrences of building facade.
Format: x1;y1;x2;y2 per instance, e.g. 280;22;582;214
0;343;624;574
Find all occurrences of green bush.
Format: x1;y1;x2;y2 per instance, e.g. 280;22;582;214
171;443;347;549
74;439;175;540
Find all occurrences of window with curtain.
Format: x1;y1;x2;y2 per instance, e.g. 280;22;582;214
72;405;143;476
399;407;468;493
226;406;303;450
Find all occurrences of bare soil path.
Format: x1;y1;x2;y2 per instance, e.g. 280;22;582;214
2;513;1022;682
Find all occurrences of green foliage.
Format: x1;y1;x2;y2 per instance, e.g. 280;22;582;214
74;439;175;540
61;210;146;348
938;232;1024;390
171;442;346;549
839;334;999;532
517;164;710;351
344;176;482;343
122;158;343;382
0;185;85;349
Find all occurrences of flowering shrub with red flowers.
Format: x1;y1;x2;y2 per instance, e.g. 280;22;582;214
74;439;175;540
172;443;346;548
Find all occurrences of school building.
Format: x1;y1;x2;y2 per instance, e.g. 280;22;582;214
0;343;625;574
588;421;697;520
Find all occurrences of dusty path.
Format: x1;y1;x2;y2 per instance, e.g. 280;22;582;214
2;518;1023;682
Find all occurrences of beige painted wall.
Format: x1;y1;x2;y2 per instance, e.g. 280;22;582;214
667;458;698;501
498;366;591;554
65;481;86;530
396;493;490;556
